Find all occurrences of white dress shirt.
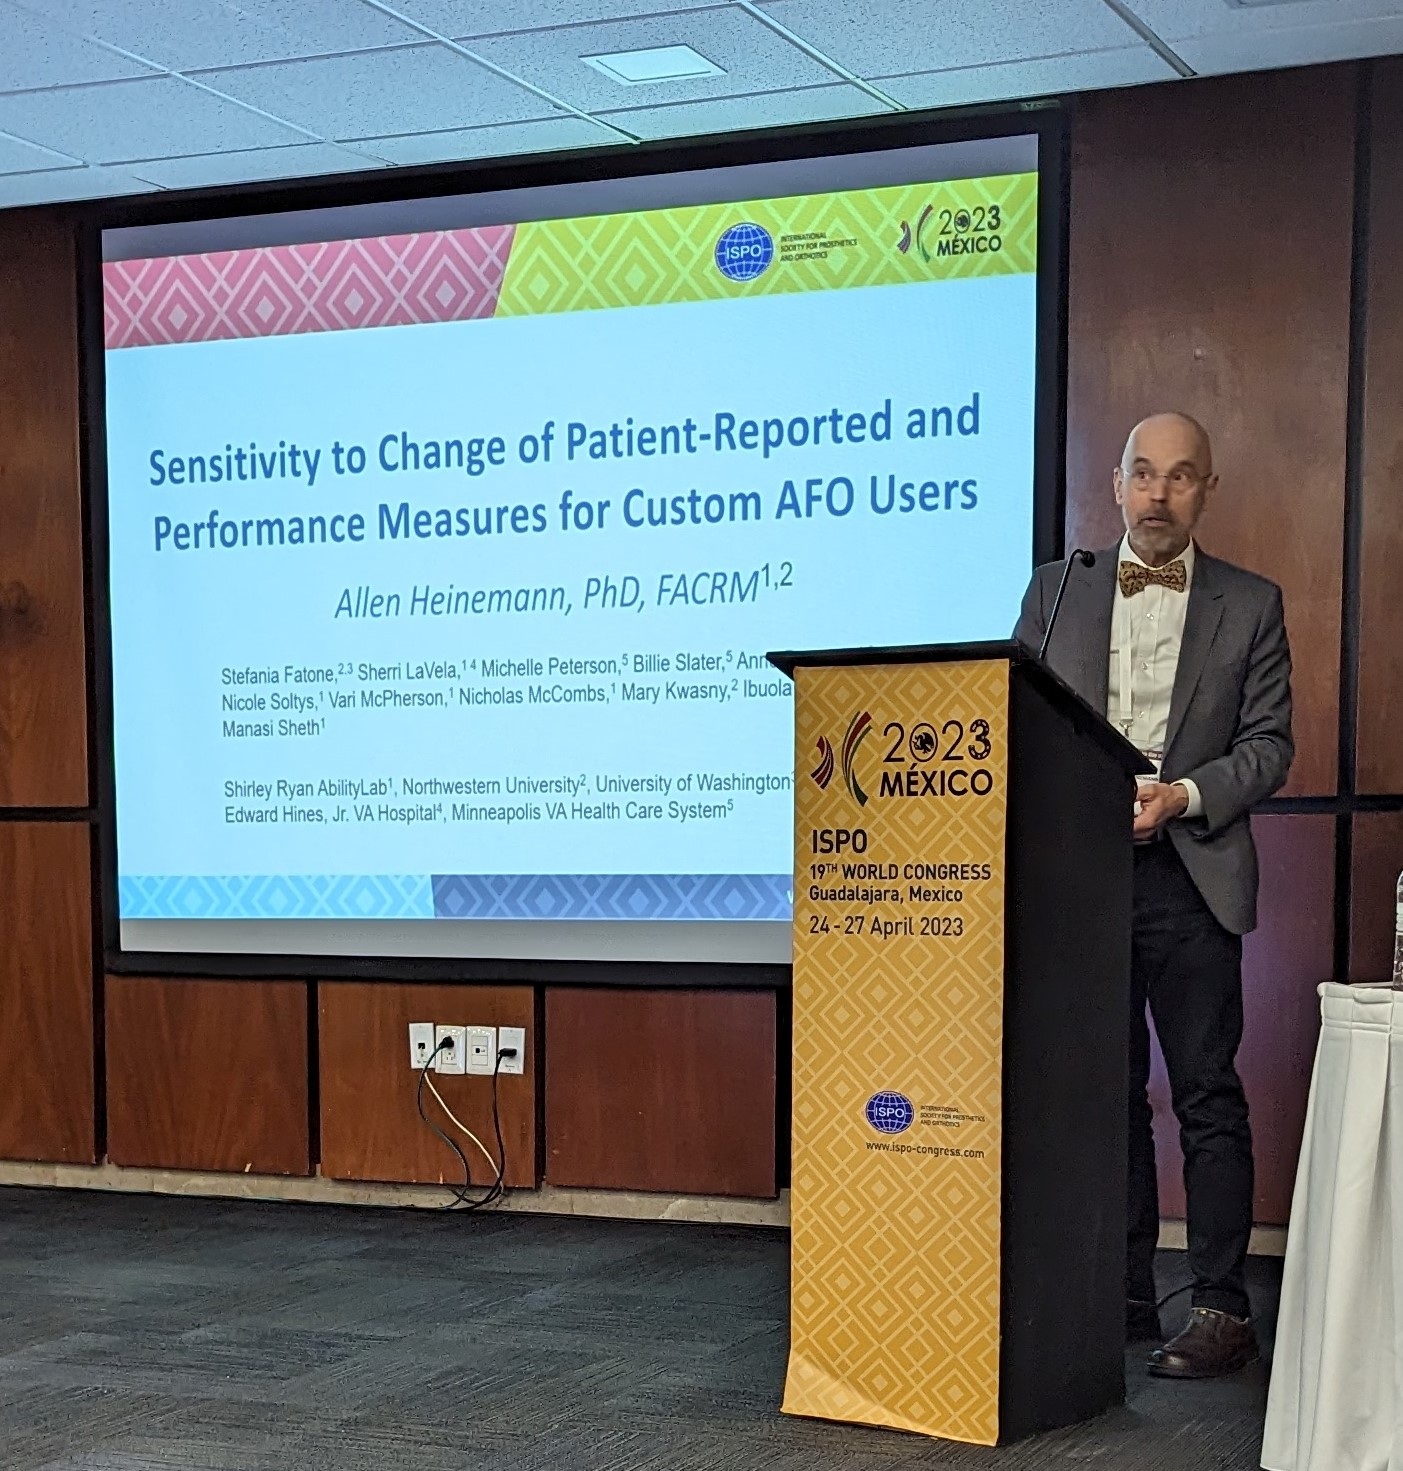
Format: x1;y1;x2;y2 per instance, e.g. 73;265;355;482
1108;534;1203;818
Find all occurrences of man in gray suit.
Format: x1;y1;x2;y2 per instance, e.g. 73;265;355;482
1015;412;1293;1379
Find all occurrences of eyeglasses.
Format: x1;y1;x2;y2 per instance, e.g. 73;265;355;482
1126;467;1205;493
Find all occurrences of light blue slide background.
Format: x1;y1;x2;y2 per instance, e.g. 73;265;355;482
106;273;1036;916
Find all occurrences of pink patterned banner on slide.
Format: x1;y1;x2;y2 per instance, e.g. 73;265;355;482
103;225;516;349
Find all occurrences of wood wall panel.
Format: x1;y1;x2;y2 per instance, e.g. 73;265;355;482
319;983;536;1189
1148;815;1333;1225
1357;58;1403;793
106;978;309;1175
0;822;94;1162
1351;812;1403;981
545;988;777;1198
0;211;87;807
1067;70;1354;795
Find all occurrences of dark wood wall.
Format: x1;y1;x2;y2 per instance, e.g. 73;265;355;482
0;215;94;1166
106;977;310;1175
0;824;94;1163
1;60;1400;1225
1066;68;1352;798
0;213;88;808
1064;58;1403;854
1065;63;1401;1219
1348;57;1403;983
1358;61;1403;798
544;989;777;1198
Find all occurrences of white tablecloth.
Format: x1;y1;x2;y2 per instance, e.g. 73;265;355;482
1263;983;1403;1471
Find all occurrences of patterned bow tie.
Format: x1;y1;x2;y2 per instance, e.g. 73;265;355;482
1119;559;1187;597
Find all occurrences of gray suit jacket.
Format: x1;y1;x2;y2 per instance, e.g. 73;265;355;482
1013;546;1293;935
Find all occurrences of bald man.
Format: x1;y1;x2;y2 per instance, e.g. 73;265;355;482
1015;414;1293;1379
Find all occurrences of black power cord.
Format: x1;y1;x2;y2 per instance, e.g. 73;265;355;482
415;1039;474;1210
415;1040;517;1212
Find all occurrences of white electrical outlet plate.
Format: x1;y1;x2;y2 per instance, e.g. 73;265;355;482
434;1024;466;1074
497;1026;526;1075
464;1026;496;1075
408;1022;435;1071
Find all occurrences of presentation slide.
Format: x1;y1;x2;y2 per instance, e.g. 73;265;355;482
102;135;1042;961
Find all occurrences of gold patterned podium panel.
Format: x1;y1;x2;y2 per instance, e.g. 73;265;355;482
783;659;1010;1445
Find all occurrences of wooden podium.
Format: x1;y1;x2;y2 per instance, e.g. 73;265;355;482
767;639;1150;1446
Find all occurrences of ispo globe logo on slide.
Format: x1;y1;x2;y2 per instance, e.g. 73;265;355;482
715;222;773;281
865;1091;915;1135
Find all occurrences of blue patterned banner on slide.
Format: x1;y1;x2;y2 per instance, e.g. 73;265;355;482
431;873;792;921
120;873;435;919
119;873;790;921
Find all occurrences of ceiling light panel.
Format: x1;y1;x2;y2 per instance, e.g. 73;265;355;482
467;8;834;112
583;45;724;84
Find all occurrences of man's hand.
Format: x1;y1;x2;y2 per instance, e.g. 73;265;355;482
1133;781;1190;839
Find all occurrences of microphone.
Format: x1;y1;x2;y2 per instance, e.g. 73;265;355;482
1038;549;1096;662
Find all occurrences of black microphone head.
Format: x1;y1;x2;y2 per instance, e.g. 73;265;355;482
1077;550;1096;568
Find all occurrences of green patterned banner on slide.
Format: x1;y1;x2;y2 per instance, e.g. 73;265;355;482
494;172;1037;319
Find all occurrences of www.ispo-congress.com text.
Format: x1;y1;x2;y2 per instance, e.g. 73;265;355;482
865;1142;985;1159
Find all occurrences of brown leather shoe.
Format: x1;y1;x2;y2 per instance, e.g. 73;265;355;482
1126;1299;1163;1344
1147;1306;1259;1379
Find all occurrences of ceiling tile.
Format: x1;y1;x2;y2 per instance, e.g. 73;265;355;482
127;141;384;190
757;0;1142;75
388;0;722;36
0;163;152;207
1174;15;1403;72
25;0;422;70
464;8;839;112
1121;0;1403;42
0;75;305;164
0;1;157;91
880;48;1177;108
0;128;82;173
197;43;558;142
596;81;888;142
355;115;620;166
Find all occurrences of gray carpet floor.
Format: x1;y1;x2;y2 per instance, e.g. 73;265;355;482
0;1187;1280;1471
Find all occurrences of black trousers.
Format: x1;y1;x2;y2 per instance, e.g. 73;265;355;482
1126;839;1253;1319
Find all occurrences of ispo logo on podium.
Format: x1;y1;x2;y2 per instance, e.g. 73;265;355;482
811;706;995;809
865;1091;915;1135
715;222;774;281
810;711;873;805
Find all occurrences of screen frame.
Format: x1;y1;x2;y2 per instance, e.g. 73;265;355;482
84;101;1069;986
